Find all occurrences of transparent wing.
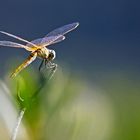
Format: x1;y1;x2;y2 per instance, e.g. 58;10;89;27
50;35;65;45
0;41;33;51
26;38;42;47
46;22;79;37
27;36;65;47
40;22;78;46
41;35;64;46
41;35;65;46
0;31;38;48
26;35;63;48
10;52;37;78
27;22;79;47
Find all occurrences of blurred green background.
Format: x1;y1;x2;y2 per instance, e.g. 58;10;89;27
0;0;140;140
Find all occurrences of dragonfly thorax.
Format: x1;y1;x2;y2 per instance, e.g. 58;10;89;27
36;48;49;59
36;48;56;61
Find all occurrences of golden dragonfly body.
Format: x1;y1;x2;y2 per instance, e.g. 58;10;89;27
0;22;79;78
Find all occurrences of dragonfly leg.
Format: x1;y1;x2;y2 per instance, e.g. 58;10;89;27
44;60;55;69
41;60;57;78
47;61;57;69
39;59;45;71
45;59;49;68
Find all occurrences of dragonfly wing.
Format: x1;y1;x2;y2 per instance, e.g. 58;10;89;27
41;35;65;46
40;35;64;47
27;35;65;48
0;31;38;48
26;38;43;47
26;22;79;47
46;22;79;37
50;35;65;45
0;41;34;51
10;52;37;78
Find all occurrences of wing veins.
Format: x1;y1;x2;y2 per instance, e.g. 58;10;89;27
0;41;33;51
0;31;38;48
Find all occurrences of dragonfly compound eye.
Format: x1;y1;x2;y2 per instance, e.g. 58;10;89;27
48;50;56;60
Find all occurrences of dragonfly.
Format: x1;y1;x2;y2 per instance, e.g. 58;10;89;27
0;22;79;78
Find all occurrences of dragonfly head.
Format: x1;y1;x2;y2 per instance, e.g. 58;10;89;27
47;49;56;61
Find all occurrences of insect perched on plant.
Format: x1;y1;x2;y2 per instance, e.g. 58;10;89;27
0;22;79;78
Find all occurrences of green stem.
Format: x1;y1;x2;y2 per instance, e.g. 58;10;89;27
11;108;26;140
